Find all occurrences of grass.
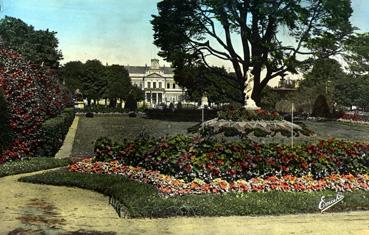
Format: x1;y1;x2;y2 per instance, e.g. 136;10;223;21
20;170;369;218
72;117;369;157
0;157;70;177
72;116;197;156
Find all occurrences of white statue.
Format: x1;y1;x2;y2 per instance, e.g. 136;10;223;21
200;92;209;108
244;69;260;110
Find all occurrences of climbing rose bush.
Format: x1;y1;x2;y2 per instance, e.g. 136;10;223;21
0;49;65;163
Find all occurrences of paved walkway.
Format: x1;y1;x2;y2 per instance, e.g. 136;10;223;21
55;116;80;159
1;170;369;235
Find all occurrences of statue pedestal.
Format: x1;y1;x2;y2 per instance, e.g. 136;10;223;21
244;98;260;110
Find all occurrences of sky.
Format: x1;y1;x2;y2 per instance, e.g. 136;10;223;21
0;0;368;69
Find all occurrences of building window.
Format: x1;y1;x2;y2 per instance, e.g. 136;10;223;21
167;83;170;89
172;84;175;89
146;93;151;102
147;82;151;88
139;83;142;89
153;82;156;89
159;82;162;88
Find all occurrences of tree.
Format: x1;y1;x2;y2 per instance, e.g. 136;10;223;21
104;65;131;107
175;65;243;104
124;93;137;112
0;16;62;68
334;75;369;110
344;33;369;76
152;0;353;105
312;94;330;118
60;61;84;92
80;60;107;106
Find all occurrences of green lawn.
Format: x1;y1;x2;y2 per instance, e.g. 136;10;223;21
0;157;70;177
72;116;197;156
20;170;369;218
71;117;369;157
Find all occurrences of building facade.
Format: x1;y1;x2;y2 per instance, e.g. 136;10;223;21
126;59;186;106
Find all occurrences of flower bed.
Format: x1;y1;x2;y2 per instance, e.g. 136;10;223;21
0;49;67;162
69;158;369;196
217;103;282;121
94;135;369;182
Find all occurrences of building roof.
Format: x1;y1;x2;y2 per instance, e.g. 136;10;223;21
125;66;174;75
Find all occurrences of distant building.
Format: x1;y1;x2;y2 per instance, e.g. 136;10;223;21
126;59;186;106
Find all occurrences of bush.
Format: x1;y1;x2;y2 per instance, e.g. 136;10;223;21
169;102;175;110
0;89;12;154
128;112;137;118
124;94;137;112
36;108;75;157
177;102;183;110
217;103;282;121
85;112;94;118
0;49;66;162
145;109;218;122
312;95;331;118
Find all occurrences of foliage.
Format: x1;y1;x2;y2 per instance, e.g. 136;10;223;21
0;88;12;154
152;0;354;104
20;170;369;218
36;108;75;157
174;65;243;104
334;76;369;110
80;60;107;105
124;94;137;112
0;16;62;68
145;109;218;122
104;64;131;107
0;49;66;163
93;135;369;183
0;157;70;177
312;95;331;118
344;33;369;75
217;103;282;121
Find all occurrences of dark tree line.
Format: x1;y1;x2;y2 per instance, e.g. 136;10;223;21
60;60;143;107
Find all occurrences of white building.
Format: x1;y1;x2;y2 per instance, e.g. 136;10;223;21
126;59;186;106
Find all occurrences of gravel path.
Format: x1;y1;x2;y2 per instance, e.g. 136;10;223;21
1;170;369;234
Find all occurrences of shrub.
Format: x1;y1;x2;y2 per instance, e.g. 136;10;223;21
36;108;75;157
145;109;218;122
128;112;137;118
0;89;12;154
85;112;94;118
0;49;66;162
217;103;282;121
169;102;175;110
177;101;183;110
124;94;137;112
312;95;331;118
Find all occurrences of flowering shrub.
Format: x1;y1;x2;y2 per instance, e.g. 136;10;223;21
340;113;369;122
69;158;369;196
94;135;369;182
0;49;66;162
217;103;282;121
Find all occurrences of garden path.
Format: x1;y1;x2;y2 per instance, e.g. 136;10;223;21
1;170;369;235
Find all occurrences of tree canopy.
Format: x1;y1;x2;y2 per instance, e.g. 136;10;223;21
61;60;142;107
152;0;354;104
175;65;243;104
0;16;62;68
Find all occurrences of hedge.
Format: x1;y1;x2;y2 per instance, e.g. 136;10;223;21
36;108;75;157
145;109;218;122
